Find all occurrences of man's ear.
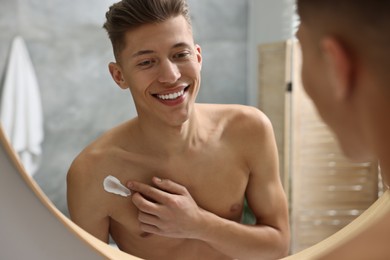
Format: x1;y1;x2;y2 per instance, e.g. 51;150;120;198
321;36;354;100
195;44;202;69
108;62;128;89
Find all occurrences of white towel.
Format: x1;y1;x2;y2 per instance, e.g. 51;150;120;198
0;36;44;176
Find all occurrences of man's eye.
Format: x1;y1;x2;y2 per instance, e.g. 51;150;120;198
137;60;154;67
174;51;190;59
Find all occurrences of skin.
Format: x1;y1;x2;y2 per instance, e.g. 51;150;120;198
296;10;390;260
67;15;289;260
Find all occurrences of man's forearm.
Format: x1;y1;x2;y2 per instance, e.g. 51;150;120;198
194;209;289;260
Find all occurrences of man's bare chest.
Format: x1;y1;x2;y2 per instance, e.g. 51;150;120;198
102;148;249;255
112;153;248;210
105;150;249;225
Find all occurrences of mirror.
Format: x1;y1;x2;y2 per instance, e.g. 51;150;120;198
2;123;390;259
0;0;381;258
0;124;138;259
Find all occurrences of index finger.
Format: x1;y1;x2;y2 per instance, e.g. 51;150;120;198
127;181;169;204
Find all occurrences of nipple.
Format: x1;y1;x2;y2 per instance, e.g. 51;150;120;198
103;175;131;197
230;203;242;212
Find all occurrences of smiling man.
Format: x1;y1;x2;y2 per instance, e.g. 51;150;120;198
66;0;289;259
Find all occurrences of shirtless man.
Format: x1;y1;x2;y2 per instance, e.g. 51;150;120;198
295;0;390;258
67;0;289;259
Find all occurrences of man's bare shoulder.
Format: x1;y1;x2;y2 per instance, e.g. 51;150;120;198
67;120;136;188
197;103;272;134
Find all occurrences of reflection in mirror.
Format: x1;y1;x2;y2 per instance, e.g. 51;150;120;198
0;0;250;217
1;0;258;258
66;1;291;259
0;0;382;258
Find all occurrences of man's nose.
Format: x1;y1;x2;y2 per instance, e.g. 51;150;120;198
158;60;181;84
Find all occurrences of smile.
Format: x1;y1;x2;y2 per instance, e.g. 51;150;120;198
154;86;190;101
157;89;185;100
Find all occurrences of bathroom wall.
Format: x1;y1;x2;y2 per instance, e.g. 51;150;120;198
0;0;18;78
0;0;249;215
247;0;296;106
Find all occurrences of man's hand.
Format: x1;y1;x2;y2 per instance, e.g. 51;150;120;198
127;177;205;239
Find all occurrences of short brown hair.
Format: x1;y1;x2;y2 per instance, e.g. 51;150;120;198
103;0;192;61
296;0;390;74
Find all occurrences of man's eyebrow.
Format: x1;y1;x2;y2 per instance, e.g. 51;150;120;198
131;42;192;58
172;42;192;49
131;50;155;58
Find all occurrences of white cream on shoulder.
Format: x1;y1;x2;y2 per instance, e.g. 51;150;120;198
103;175;131;197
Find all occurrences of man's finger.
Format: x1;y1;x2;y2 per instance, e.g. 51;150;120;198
128;181;169;204
131;192;161;215
152;177;188;195
138;211;160;226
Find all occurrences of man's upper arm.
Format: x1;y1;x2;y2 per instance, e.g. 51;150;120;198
67;156;110;243
244;109;289;236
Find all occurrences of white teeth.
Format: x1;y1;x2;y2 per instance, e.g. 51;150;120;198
157;90;184;100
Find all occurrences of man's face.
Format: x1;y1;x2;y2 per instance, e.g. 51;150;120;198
115;15;202;126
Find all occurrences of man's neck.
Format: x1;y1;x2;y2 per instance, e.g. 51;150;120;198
135;107;205;157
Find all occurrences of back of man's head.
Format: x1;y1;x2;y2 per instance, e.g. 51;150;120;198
297;0;390;79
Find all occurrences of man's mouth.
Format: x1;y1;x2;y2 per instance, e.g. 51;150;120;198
153;86;190;101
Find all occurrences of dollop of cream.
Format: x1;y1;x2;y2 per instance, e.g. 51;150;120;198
103;175;131;197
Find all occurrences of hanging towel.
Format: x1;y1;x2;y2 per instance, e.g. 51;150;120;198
0;36;44;176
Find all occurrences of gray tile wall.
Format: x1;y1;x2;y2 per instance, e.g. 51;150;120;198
0;0;249;215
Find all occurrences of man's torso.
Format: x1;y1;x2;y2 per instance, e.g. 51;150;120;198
74;104;257;259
